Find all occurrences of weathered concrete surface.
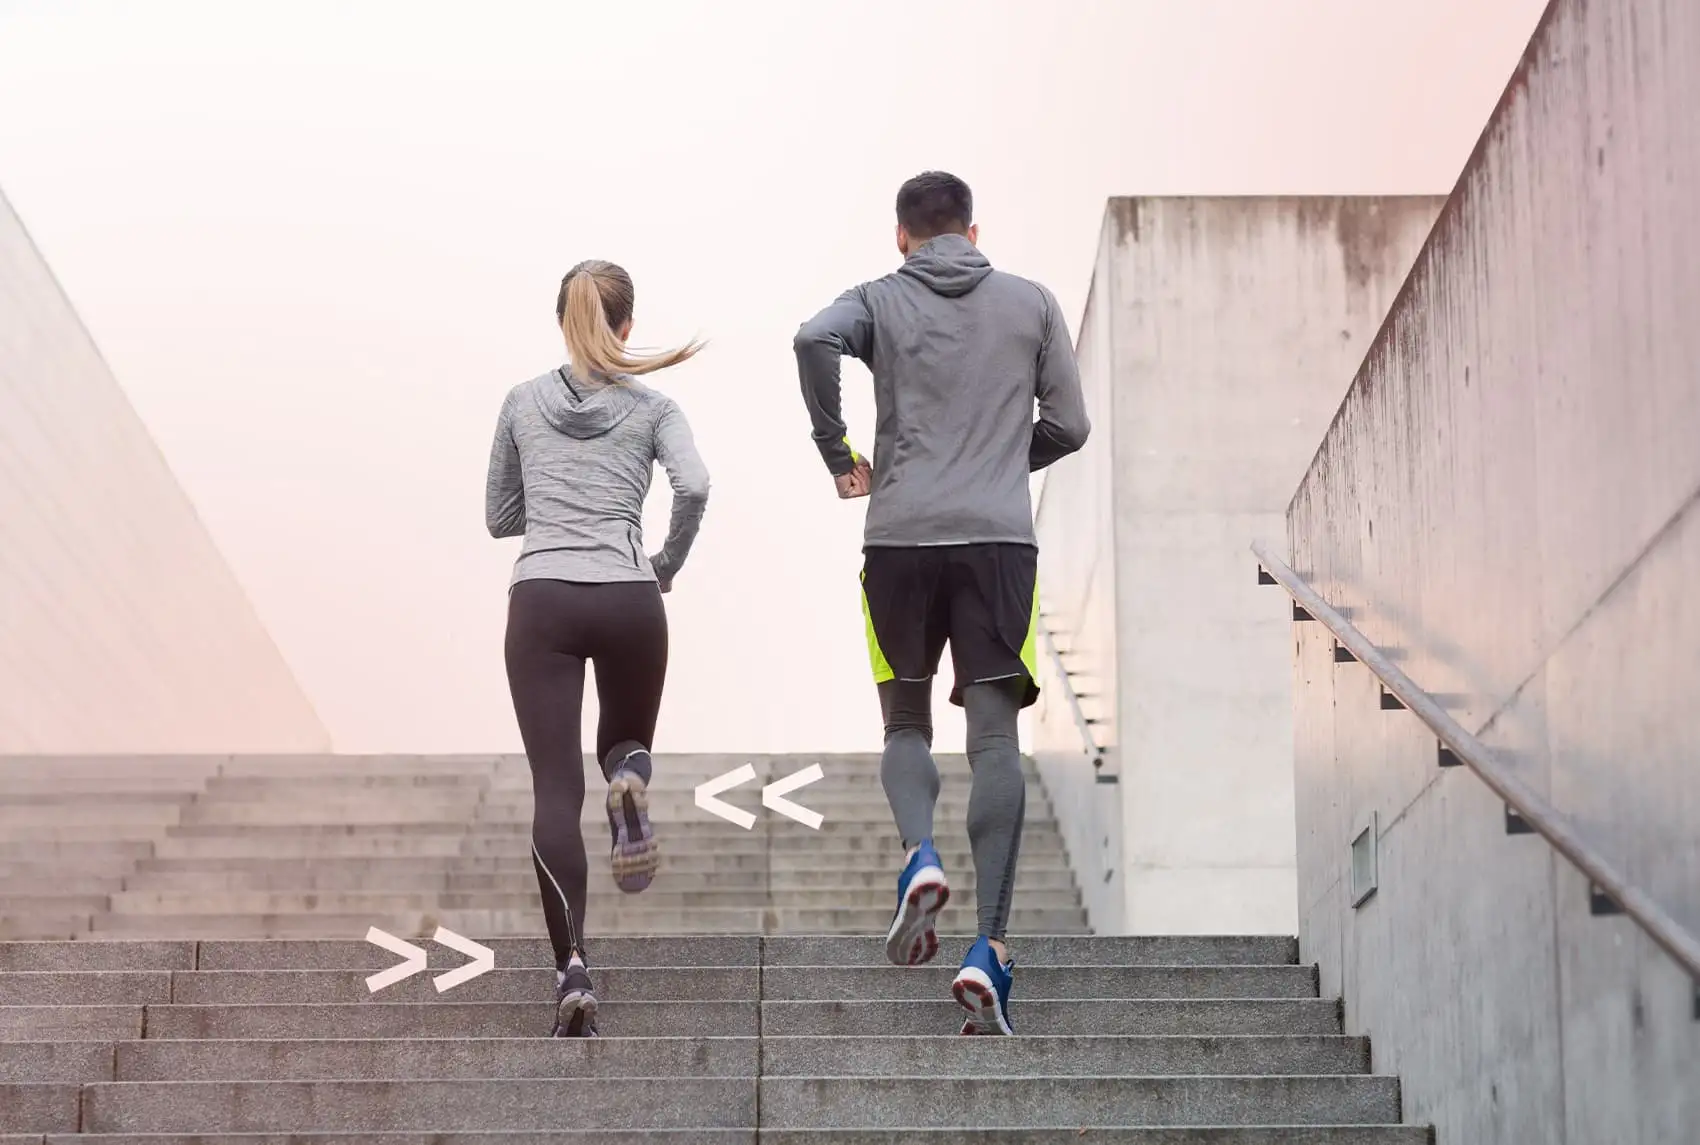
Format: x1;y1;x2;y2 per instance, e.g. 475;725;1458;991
0;188;327;753
0;753;1089;940
1031;221;1125;933
1286;0;1700;1141
1035;196;1439;935
0;933;1419;1138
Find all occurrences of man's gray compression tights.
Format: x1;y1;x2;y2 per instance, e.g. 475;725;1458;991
878;678;1027;940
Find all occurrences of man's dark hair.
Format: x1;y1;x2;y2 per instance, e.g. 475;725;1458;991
895;171;973;239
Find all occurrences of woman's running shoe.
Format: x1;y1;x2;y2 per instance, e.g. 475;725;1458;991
952;935;1015;1035
884;839;951;966
607;758;660;893
551;955;599;1038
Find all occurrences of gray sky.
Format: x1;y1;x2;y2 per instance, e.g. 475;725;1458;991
0;0;1547;752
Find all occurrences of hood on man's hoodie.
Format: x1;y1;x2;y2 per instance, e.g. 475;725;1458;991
897;233;995;298
532;367;642;439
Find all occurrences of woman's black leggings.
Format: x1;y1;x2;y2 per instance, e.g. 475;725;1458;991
504;578;668;966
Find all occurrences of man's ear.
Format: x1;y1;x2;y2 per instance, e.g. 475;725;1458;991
896;223;910;257
967;223;980;246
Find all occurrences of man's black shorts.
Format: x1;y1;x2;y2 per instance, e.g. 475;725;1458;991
858;542;1041;709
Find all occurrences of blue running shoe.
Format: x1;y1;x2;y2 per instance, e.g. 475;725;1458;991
883;840;950;966
952;936;1015;1035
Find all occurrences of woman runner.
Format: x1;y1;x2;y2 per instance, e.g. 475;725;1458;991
485;259;710;1036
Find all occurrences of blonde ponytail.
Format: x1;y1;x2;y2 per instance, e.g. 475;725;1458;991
558;260;703;379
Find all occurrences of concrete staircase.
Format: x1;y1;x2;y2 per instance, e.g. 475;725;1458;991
0;754;1086;940
0;933;1419;1141
0;754;1422;1139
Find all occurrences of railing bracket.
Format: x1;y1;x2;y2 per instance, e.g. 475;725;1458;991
1333;642;1357;664
1251;540;1700;995
1035;622;1102;767
1505;805;1534;835
1590;884;1624;916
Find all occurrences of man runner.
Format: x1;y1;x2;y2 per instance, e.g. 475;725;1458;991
793;171;1090;1034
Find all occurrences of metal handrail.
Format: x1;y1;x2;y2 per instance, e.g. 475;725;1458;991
1252;541;1700;990
1036;617;1105;766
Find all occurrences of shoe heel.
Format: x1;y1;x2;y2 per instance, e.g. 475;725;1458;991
884;870;950;966
951;965;1012;1035
553;989;599;1038
608;774;659;892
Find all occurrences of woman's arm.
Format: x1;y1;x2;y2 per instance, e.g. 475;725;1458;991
649;399;710;589
485;391;526;538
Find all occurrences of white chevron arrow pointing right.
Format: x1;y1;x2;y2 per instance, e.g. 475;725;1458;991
364;927;428;993
432;926;495;993
694;763;758;829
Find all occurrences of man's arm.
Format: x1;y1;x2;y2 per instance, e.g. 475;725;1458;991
485;392;526;538
794;287;875;477
1030;284;1091;471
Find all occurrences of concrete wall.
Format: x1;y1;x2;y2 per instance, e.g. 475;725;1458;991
0;187;330;753
1036;196;1438;935
1032;223;1123;933
1286;0;1700;1140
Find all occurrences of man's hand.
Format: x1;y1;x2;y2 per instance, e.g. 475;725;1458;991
835;457;873;499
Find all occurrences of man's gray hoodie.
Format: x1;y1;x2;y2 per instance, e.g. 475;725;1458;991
794;233;1090;548
485;367;709;589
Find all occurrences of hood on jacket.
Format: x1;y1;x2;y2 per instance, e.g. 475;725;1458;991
897;233;994;298
532;367;642;439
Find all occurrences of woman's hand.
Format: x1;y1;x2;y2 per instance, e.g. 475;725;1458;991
650;554;675;594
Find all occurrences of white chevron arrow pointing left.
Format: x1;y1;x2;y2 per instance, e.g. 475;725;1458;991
432;926;495;993
695;763;758;829
762;763;825;829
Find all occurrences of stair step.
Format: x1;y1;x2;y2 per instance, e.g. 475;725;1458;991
113;868;1080;893
0;1033;1381;1082
93;887;1076;913
112;998;1340;1039
72;1077;757;1133
0;964;1314;1007
2;1075;1401;1134
0;1040;116;1083
760;998;1343;1037
144;837;1071;859
140;1001;760;1039
762;935;1299;966
196;935;758;971
77;907;1092;939
0;1006;145;1042
110;1035;757;1080
0;1082;78;1132
761;1075;1401;1128
757;1130;1426;1144
16;1132;1431;1144
0;935;1296;973
21;1131;747;1143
